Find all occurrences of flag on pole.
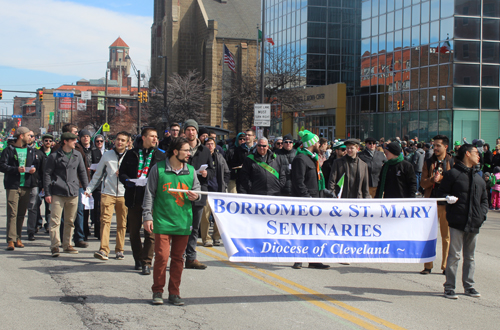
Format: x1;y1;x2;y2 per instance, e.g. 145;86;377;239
91;125;103;142
115;102;126;111
337;174;345;199
258;30;275;45
224;45;236;73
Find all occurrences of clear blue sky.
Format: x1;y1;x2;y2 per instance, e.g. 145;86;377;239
0;0;153;115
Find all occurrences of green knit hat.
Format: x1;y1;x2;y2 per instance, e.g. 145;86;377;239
454;141;461;146
298;130;319;148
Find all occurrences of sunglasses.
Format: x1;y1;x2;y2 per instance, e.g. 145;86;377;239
239;137;246;141
95;140;103;143
257;144;268;148
44;139;52;143
276;142;282;145
366;142;376;145
284;141;293;144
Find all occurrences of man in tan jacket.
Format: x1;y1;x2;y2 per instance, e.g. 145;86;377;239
420;135;454;275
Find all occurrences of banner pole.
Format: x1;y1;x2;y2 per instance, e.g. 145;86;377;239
168;189;449;202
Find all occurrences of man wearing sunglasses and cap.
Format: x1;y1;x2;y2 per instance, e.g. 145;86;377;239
0;127;41;250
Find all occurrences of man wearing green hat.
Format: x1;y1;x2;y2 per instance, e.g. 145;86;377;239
291;130;331;269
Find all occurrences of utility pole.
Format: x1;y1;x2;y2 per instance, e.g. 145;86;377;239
260;0;266;104
105;70;109;125
137;69;141;135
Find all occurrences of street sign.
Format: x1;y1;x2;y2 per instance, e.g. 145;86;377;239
254;103;271;127
103;123;110;132
12;115;22;118
81;91;92;100
53;91;74;98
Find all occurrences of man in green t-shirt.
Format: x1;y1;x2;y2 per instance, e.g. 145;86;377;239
0;127;38;250
142;137;201;306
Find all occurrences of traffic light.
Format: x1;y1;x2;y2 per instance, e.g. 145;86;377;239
0;89;3;100
401;100;405;110
397;101;400;110
38;90;43;102
138;91;143;103
143;91;148;103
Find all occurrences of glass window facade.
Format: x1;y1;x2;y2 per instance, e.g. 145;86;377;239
358;0;500;143
265;0;362;94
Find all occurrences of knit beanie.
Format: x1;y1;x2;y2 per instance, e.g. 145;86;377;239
298;130;319;148
385;141;402;156
199;126;209;136
183;119;199;132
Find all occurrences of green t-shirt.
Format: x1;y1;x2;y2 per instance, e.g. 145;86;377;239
16;147;28;187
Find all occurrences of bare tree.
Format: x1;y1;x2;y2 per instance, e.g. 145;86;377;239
147;70;207;129
73;98;137;133
263;48;307;113
225;73;257;133
222;48;307;134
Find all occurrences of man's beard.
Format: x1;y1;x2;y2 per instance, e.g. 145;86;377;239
311;145;320;154
176;155;188;164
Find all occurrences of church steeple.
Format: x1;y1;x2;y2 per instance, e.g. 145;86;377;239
107;37;131;87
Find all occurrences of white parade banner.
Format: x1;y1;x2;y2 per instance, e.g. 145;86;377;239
199;192;439;263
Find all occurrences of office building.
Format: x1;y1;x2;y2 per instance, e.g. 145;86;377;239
265;0;362;139
358;0;500;144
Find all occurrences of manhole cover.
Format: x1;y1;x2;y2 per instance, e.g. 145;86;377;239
60;296;87;304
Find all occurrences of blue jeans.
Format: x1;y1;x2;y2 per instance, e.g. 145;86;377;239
415;172;422;191
73;188;85;244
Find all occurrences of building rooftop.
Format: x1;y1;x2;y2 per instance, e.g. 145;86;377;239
110;37;129;48
200;0;260;40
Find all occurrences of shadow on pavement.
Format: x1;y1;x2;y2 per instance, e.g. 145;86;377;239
31;292;389;305
325;285;440;297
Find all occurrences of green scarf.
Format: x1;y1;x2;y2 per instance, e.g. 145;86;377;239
297;146;325;191
377;153;404;198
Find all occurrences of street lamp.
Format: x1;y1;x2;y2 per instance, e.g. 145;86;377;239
125;54;143;134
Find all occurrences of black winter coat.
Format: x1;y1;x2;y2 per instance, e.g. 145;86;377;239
0;145;42;189
291;152;319;198
119;147;166;208
376;159;417;198
275;148;297;196
226;145;251;180
358;149;386;187
238;149;285;195
438;161;488;233
187;141;215;207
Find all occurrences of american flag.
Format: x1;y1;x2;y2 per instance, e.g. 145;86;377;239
115;102;126;111
224;44;236;73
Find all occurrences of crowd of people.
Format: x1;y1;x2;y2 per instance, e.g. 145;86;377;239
0;121;491;304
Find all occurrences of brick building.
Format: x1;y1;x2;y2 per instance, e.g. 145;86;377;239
150;0;260;128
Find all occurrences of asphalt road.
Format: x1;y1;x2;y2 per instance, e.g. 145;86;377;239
0;177;499;330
